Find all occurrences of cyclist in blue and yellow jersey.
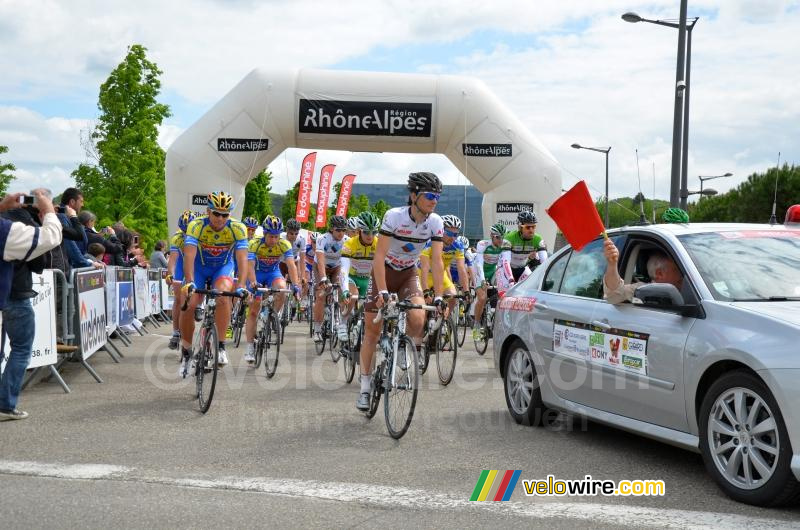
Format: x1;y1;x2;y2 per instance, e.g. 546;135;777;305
166;210;196;350
242;216;259;241
313;215;348;343
180;191;250;371
418;214;470;315
451;235;476;290
337;211;380;340
243;215;301;364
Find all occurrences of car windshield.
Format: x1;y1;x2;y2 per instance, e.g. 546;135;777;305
679;230;800;301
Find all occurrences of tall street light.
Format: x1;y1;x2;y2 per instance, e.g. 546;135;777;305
623;6;699;210
571;143;611;228
687;188;718;198
698;172;732;199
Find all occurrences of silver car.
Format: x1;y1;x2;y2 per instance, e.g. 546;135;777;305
493;223;800;507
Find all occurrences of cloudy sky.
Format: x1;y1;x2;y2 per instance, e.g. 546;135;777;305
1;0;798;206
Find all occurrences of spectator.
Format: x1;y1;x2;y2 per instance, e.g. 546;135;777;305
0;190;63;421
78;210;125;264
150;240;168;268
57;188;100;270
88;243;105;262
116;230;143;267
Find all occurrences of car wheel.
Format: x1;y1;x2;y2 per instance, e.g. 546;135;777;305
699;370;800;507
503;340;544;426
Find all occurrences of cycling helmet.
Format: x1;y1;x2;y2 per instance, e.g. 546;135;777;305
347;216;360;230
355;211;380;232
262;215;283;235
785;204;800;224
329;215;347;230
242;216;259;229
441;214;462;231
662;207;690;224
309;231;318;243
178;210;196;232
517;210;538;225
490;222;507;237
207;190;234;212
285;218;301;231
456;236;470;248
407;172;443;194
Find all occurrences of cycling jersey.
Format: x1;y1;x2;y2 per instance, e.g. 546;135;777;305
341;235;378;277
184;216;248;267
505;230;548;269
289;234;306;262
169;230;185;256
248;238;293;272
315;232;345;269
421;238;465;270
450;247;474;285
379;207;444;271
475;239;512;285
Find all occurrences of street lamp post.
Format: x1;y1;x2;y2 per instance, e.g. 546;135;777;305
623;7;699;210
687;188;718;198
698;172;733;199
572;143;611;228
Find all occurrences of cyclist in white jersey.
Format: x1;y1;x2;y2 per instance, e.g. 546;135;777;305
313;215;347;342
356;172;446;411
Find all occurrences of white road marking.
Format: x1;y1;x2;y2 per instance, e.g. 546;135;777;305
0;460;795;528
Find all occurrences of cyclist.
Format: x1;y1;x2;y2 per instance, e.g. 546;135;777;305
180;191;250;371
356;172;446;411
282;218;306;314
418;214;470;315
242;216;259;240
313;215;348;343
451;235;475;291
338;211;380;340
472;222;513;341
505;210;548;282
166;210;196;350
244;215;300;364
345;216;359;239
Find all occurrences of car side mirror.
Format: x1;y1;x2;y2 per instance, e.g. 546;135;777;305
632;283;702;318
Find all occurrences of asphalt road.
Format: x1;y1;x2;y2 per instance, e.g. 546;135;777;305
2;320;799;529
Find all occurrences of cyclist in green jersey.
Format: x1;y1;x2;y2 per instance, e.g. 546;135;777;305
472;223;513;340
505;210;548;282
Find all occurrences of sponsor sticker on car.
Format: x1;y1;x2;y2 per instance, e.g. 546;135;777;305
553;319;649;375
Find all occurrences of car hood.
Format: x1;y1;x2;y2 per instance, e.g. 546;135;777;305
731;301;800;327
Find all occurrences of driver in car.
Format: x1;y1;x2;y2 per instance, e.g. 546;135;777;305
602;238;683;304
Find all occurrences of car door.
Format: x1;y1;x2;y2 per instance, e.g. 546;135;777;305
531;236;623;404
586;236;695;432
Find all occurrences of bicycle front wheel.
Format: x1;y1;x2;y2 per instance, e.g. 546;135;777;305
280;300;289;345
329;303;342;363
343;316;361;384
436;316;458;386
253;324;264;369
456;301;468;347
473;310;489;355
264;313;281;378
232;300;244;348
196;325;219;413
384;334;420;439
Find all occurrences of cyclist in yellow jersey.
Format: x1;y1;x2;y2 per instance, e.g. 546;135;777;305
166;210;196;350
180;191;250;370
418;215;470;315
337;212;380;339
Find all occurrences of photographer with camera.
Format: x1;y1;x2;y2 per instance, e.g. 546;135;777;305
0;189;63;421
78;211;125;265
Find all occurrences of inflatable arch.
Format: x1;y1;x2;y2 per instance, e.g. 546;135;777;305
165;68;561;245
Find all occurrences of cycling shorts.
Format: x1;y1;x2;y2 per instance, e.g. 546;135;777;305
349;275;370;298
193;260;235;289
173;254;184;283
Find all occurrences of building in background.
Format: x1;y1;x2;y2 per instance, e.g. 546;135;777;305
350;183;484;243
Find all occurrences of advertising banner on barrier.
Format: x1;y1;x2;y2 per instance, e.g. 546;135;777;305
116;268;134;326
26;271;58;369
105;266;118;332
160;269;173;311
148;269;161;315
134;267;149;319
76;269;107;360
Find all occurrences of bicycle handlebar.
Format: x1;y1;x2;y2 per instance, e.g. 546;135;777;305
181;288;246;311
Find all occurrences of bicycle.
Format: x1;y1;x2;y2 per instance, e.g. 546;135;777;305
230;296;247;348
314;280;342;362
254;287;290;378
473;285;499;355
365;294;436;439
418;293;461;386
306;282;315;338
180;287;245;413
341;294;366;384
455;289;473;347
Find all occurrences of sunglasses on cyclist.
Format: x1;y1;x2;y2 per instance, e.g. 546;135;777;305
444;229;459;237
332;228;345;233
361;230;378;236
210;211;230;218
420;192;440;201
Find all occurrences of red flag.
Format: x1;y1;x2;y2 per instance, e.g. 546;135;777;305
315;164;336;228
336;174;357;217
545;180;605;251
295;152;317;222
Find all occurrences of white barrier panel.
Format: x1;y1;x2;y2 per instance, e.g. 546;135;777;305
133;267;149;319
76;269;108;360
105;266;118;332
116;268;135;326
160;269;173;311
29;270;58;369
148;269;161;315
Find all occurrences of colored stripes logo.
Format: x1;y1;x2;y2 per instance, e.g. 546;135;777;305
470;470;521;501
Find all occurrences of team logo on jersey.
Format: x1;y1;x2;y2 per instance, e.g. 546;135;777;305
402;243;415;252
205;245;229;257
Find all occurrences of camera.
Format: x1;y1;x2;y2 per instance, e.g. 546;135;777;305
18;195;35;206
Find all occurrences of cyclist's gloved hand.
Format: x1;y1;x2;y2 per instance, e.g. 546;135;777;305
235;287;249;299
165;274;173;285
292;284;301;297
181;282;195;296
433;296;446;310
379;290;389;303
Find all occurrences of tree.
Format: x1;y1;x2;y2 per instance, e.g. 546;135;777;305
595;196;669;228
72;44;171;251
0;145;16;195
280;181;318;231
371;199;391;221
348;194;370;217
242;169;273;221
